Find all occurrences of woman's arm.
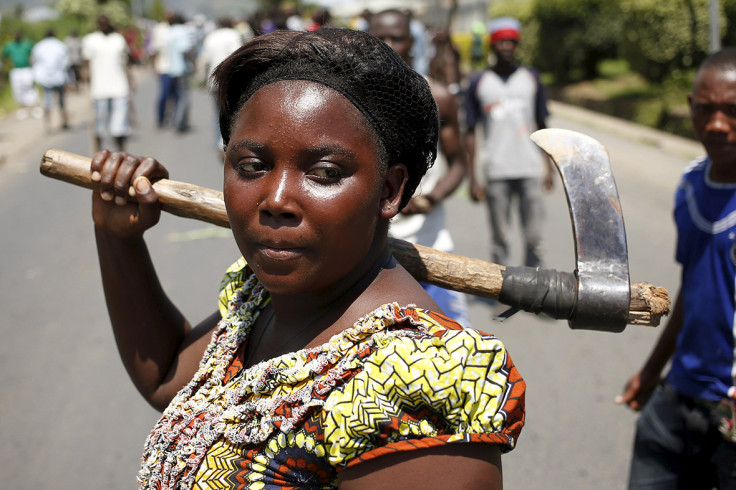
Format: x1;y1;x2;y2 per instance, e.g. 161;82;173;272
338;444;502;489
92;150;218;411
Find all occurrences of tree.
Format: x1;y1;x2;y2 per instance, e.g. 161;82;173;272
619;0;723;82
532;0;623;83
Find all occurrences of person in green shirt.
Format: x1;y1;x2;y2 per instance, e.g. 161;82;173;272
2;31;40;119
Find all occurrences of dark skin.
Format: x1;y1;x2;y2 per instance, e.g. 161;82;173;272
465;38;554;201
616;66;736;410
92;80;500;487
369;12;467;215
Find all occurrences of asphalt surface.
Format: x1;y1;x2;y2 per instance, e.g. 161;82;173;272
0;70;700;488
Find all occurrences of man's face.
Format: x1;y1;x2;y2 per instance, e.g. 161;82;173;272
690;67;736;168
369;13;413;62
491;38;517;64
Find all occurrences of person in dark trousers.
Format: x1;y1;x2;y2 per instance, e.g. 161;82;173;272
617;47;736;488
465;17;554;269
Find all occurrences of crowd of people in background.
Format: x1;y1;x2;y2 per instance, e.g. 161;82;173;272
0;5;550;308
0;6;469;133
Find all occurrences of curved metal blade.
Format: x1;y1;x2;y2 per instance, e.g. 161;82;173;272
531;128;630;332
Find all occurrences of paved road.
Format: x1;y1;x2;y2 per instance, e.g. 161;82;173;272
0;71;699;488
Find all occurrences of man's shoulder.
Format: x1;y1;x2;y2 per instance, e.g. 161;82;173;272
466;70;491;94
82;31;102;43
428;77;451;101
679;156;710;182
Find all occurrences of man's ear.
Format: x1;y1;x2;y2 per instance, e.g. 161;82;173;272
380;163;408;219
687;93;694;113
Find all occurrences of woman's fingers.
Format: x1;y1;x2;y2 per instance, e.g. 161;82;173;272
90;149;110;183
89;151;167;236
111;154;140;205
98;151;127;202
131;156;169;183
132;176;161;227
93;152;167;207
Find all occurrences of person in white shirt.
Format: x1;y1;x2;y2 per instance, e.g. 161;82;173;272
64;30;83;90
166;13;195;132
198;16;247;155
82;14;131;152
31;29;70;130
151;12;175;128
465;17;554;269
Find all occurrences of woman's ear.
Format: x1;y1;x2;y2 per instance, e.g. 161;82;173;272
380;163;408;219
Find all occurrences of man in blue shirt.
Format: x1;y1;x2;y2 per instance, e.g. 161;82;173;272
617;47;736;488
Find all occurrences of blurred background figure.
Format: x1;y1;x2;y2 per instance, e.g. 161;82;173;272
198;16;248;156
349;9;372;31
370;8;471;326
405;9;429;76
465;16;554;269
307;8;331;31
284;5;305;31
64;29;84;91
234;16;255;39
470;20;487;72
83;14;132;152
166;13;196;133
2;31;41;120
429;27;462;96
31;29;70;131
151;11;174;128
198;17;244;86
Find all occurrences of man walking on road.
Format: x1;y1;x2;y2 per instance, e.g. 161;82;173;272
465;17;554;268
198;16;246;154
617;47;736;489
82;15;131;152
165;13;195;133
2;32;40;120
31;29;70;131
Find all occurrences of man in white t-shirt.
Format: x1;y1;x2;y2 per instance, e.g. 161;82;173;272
198;16;246;154
31;29;70;130
151;12;174;128
82;15;131;152
465;17;554;269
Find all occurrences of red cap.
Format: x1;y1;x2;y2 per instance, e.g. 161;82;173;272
489;17;521;44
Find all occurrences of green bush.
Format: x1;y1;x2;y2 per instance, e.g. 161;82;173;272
723;0;736;46
56;0;132;30
532;0;623;83
619;0;721;83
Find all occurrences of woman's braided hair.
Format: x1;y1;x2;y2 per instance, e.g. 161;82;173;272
211;28;439;209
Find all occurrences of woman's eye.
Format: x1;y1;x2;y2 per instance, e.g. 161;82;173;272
310;166;343;182
236;160;269;175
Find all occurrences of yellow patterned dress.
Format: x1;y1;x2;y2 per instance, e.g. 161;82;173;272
138;258;526;489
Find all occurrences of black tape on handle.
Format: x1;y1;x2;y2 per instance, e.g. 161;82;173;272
498;266;577;320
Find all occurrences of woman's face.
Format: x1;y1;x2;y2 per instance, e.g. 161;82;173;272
223;80;403;295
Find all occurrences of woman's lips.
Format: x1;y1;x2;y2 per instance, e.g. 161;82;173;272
257;244;305;260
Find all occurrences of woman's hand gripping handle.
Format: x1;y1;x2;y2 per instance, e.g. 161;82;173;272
90;150;169;238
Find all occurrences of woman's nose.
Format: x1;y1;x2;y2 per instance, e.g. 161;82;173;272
258;168;300;221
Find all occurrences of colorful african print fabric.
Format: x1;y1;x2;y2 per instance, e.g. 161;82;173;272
138;258;525;489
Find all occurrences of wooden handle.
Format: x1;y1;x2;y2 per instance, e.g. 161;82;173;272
40;148;669;326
